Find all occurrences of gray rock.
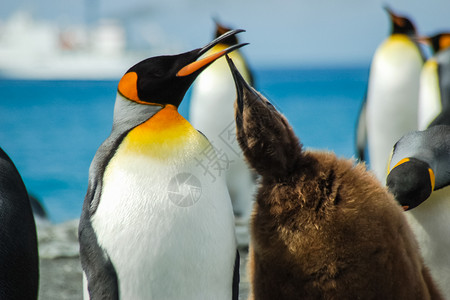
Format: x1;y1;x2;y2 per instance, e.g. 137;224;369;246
36;219;250;299
37;219;80;259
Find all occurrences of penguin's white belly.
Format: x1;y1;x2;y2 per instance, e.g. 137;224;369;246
366;40;422;182
418;59;442;130
190;54;255;218
190;54;246;147
191;67;236;136
91;152;236;300
405;187;450;298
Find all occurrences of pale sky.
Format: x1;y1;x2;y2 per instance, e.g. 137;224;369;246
1;0;450;67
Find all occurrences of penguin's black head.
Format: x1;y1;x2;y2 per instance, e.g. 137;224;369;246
118;29;247;107
384;6;417;36
214;20;239;46
423;33;450;54
386;157;435;210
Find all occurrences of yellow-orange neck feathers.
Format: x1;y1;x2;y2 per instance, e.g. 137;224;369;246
121;104;207;160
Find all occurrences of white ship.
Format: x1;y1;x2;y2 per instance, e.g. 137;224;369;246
0;12;151;80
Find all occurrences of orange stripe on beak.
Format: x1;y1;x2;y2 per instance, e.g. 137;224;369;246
176;49;228;77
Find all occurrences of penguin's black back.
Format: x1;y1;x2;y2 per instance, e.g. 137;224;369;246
429;51;450;127
429;109;450;127
0;147;39;299
438;53;450;113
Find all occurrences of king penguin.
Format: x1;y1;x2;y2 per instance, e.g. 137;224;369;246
356;6;425;182
387;125;450;298
189;21;256;247
78;30;247;300
0;146;39;299
418;32;450;129
225;55;443;300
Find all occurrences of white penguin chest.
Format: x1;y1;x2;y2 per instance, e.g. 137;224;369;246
365;36;423;181
405;187;450;297
367;37;423;122
418;59;442;130
91;134;236;299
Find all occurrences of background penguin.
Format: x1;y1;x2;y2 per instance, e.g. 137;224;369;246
387;125;450;298
418;32;450;129
78;30;246;299
226;56;443;299
356;6;425;182
29;193;50;225
189;21;256;247
0;146;39;299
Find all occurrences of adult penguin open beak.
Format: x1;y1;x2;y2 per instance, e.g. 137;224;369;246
177;29;248;77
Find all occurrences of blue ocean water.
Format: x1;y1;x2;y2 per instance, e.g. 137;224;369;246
0;66;369;223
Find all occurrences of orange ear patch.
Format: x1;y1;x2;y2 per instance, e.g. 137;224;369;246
439;35;450;51
118;72;139;101
390;157;410;173
428;168;435;191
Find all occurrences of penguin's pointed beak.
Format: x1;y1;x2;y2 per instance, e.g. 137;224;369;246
383;5;397;19
177;29;248;77
226;54;260;110
384;6;404;27
383;5;394;16
226;55;246;113
415;36;431;45
226;54;244;86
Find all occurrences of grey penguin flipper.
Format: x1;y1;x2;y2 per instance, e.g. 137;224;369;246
0;147;39;299
356;97;368;161
429;50;450;127
79;99;164;298
79;137;123;299
78;133;135;299
79;208;119;299
29;193;49;221
437;51;450;116
232;249;240;300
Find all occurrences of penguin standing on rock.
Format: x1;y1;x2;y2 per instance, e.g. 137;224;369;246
0;147;39;299
226;56;443;299
418;32;450;129
78;30;247;300
387;125;450;298
356;7;425;182
190;21;256;246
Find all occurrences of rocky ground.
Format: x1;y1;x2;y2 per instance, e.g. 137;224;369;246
36;220;250;299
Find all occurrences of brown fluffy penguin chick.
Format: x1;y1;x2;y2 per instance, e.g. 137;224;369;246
225;56;443;300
